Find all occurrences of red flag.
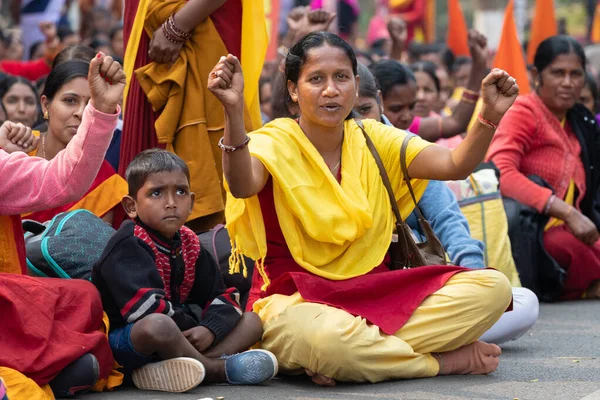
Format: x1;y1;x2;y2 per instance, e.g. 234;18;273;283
493;0;531;94
446;0;469;57
526;0;557;64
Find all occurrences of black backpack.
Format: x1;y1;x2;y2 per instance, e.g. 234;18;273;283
23;209;116;280
198;225;254;309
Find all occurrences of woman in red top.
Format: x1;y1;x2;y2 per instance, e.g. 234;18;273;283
488;35;600;301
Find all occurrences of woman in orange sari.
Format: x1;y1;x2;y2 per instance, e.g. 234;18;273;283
22;60;128;227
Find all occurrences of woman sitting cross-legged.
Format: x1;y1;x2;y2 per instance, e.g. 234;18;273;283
488;35;600;301
208;31;519;386
21;60;128;228
354;62;539;345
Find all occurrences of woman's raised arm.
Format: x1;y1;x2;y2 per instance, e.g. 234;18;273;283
208;54;269;199
0;53;124;215
408;69;519;180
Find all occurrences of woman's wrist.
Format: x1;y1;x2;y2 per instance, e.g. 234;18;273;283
172;12;195;35
89;99;119;115
479;106;503;126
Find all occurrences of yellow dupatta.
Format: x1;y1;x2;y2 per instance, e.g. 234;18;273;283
122;0;266;129
226;118;432;289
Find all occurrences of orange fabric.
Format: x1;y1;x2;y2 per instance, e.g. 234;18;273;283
592;4;600;43
0;215;26;274
493;0;531;94
446;0;469;57
91;313;124;392
0;368;54;400
22;161;127;227
425;0;436;43
526;0;557;64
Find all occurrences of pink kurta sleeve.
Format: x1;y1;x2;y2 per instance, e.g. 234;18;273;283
486;98;553;213
0;104;119;215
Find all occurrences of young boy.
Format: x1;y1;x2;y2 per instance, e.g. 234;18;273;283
92;149;277;393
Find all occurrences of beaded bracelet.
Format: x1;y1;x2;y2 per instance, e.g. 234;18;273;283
161;24;184;44
168;14;192;40
477;112;498;130
218;136;251;153
162;21;184;43
161;14;192;44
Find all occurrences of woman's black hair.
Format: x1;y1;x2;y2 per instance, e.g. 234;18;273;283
0;75;42;124
29;41;44;60
0;76;39;103
52;45;96;68
284;31;358;120
89;38;110;51
451;56;472;72
370;59;416;99
585;71;599;113
57;25;76;41
126;149;190;198
357;62;378;100
410;60;441;94
533;35;586;73
42;60;89;101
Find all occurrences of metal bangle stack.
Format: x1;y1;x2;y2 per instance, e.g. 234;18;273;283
161;14;192;44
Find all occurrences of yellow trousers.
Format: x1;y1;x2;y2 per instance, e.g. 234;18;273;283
254;269;512;383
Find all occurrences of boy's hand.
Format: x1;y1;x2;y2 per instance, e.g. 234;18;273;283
183;326;215;352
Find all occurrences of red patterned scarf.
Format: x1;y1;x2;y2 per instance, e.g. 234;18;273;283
133;224;200;303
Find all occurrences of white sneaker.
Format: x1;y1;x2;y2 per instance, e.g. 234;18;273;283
132;357;205;393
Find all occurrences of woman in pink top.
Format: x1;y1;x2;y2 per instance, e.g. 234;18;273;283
0;52;125;398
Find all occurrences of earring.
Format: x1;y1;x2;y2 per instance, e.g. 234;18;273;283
43;110;49;120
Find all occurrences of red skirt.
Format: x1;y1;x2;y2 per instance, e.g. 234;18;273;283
0;274;114;385
247;179;469;335
544;225;600;300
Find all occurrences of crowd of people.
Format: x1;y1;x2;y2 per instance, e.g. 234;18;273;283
1;0;599;398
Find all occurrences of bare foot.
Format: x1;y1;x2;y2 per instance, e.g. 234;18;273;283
435;341;501;375
585;280;600;299
305;369;336;387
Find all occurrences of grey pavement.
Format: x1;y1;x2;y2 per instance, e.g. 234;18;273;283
87;301;600;400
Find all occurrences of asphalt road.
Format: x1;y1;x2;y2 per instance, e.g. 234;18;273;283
87;301;600;400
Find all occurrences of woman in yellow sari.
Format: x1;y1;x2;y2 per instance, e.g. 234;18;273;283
208;32;520;385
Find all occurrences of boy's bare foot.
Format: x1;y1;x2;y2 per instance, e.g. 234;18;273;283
305;369;336;387
435;341;501;375
585;280;600;299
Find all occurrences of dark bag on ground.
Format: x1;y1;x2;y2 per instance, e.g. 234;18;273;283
23;209;115;280
198;224;254;309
